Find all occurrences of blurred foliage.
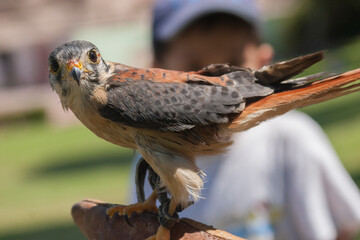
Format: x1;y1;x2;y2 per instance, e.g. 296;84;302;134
265;0;360;59
285;0;360;55
0;110;45;127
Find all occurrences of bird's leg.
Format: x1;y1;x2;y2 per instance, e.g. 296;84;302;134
147;167;192;240
133;159;173;240
135;158;193;240
147;165;182;226
107;157;158;222
106;190;158;219
158;194;180;228
145;197;179;240
148;165;194;224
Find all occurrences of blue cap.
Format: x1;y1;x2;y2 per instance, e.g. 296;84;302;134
153;0;261;42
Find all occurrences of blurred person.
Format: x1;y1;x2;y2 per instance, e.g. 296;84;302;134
131;0;360;239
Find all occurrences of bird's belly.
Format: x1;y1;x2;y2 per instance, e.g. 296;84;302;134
74;108;136;149
89;121;136;149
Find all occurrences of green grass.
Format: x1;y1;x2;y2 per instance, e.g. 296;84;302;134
0;122;133;239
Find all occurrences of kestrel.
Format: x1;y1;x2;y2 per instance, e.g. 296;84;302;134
48;40;360;240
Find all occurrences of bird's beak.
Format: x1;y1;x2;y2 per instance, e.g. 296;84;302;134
67;60;83;85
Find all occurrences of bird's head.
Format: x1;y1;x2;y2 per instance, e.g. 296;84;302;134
48;40;109;109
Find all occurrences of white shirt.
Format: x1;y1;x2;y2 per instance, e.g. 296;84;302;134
130;111;360;240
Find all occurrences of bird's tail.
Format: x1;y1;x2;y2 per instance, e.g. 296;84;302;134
229;68;360;132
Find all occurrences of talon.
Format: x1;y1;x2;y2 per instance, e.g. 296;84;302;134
106;212;112;223
158;199;180;228
106;190;159;223
106;205;123;219
160;201;179;221
124;214;133;227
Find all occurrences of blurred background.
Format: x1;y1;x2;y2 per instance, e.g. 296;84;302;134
0;0;359;239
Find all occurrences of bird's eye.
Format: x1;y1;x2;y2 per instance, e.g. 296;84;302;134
49;59;59;73
88;49;98;63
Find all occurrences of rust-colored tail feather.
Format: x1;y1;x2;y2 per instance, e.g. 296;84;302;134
229;68;360;132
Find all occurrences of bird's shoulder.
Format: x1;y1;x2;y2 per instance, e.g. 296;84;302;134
105;62;247;87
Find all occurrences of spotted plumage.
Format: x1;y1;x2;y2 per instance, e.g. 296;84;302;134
99;79;244;131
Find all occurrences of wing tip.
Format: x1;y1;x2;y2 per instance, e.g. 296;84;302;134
255;50;327;84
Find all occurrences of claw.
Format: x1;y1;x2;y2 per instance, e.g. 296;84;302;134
106;208;117;224
106;212;111;223
124;214;134;227
161;202;179;221
106;191;158;227
158;200;179;229
106;206;134;227
106;208;115;219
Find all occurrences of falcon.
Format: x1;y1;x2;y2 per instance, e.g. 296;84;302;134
48;40;360;240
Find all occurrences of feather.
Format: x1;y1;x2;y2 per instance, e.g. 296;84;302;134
229;68;360;132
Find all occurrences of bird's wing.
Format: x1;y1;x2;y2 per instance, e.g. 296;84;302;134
100;52;326;132
254;51;325;84
98;77;245;131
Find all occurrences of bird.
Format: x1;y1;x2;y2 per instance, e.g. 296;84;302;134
48;40;360;240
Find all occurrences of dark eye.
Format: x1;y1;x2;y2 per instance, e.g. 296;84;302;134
88;49;98;63
49;59;59;73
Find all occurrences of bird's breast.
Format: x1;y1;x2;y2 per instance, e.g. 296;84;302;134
70;101;137;149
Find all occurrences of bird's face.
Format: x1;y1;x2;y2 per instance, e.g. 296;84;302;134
48;40;109;109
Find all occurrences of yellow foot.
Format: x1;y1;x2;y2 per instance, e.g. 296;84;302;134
145;226;170;240
106;190;158;218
